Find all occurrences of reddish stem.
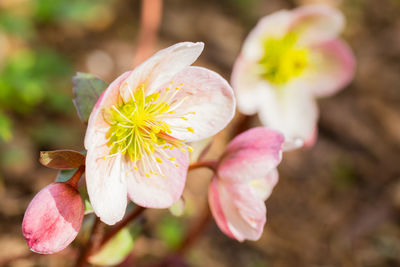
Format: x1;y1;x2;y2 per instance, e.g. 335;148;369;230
188;161;218;172
66;165;85;189
176;205;212;255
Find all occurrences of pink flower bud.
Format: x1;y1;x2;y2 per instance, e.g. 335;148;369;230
22;182;84;254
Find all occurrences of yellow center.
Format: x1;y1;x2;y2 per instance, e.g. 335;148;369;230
258;32;309;85
103;82;194;177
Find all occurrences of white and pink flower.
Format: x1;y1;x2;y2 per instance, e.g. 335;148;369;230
85;42;236;225
232;5;355;147
208;127;284;241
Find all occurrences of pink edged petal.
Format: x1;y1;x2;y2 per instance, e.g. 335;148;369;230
208;178;236;240
257;85;318;145
121;42;204;101
249;168;279;201
162;66;235;142
84;71;131;150
218;127;284;183
304;39;355;97
289;5;345;46
242;10;292;61
209;178;266;242
22;183;84;254
126;147;189;208
86;145;128;225
231;55;272;115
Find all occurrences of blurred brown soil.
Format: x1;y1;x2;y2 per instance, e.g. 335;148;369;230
1;0;400;266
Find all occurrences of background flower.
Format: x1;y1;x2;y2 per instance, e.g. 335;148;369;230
232;5;355;147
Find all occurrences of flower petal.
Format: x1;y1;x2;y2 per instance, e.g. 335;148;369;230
209;178;266;242
249;168;279;201
303;39;355;97
218;127;284;183
231;55;271;115
242;10;292;61
85;71;131;150
121;42;204;101
162;66;235;142
86;146;128;225
22;183;84;254
290;5;345;46
126;147;189;208
257;85;318;145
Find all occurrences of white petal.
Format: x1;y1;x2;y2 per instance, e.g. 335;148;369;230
86;145;128;225
121;42;204;102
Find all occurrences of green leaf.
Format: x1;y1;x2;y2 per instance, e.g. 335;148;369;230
56;168;77;182
88;224;141;266
40;150;85;169
72;72;108;123
0;111;12;142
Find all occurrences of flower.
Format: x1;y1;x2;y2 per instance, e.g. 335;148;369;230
232;5;355;147
208;127;284;241
85;42;235;225
22;183;84;254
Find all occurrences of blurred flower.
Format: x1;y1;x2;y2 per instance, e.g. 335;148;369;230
208;127;284;241
232;5;355;147
22;182;84;254
85;42;235;225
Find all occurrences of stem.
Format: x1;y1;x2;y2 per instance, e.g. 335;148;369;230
132;0;163;66
66;165;85;189
176;205;211;255
75;217;105;267
100;206;146;247
188;161;218;172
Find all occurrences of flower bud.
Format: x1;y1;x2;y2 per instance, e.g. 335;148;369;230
22;182;84;254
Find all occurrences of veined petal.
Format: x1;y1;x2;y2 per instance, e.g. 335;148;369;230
290;5;345;46
209;179;266;242
218;127;284;183
121;42;204;102
162;66;235;142
231;55;272;115
86;146;128;225
126;147;189;208
249;168;279;201
302;39;355;97
85;71;131;150
242;10;292;61
257;85;318;145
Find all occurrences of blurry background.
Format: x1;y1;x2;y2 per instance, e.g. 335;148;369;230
1;0;400;266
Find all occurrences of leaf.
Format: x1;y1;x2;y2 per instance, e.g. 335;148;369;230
156;217;184;249
56;168;77;182
40;150;85;169
88;224;141;266
72;72;108;123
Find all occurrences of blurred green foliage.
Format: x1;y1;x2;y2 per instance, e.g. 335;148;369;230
156;216;185;249
0;0;114;142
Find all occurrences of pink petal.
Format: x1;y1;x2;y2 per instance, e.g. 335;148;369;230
22;183;84;254
257;85;318;145
289;5;345;46
231;55;271;115
209;178;266;242
85;71;131;150
218;127;284;183
126;147;189;208
250;168;279;201
162;66;235;142
86;145;128;225
304;39;355;97
120;42;204;101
